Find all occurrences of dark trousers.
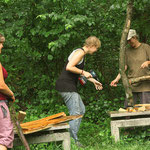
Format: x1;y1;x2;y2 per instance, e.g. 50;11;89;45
124;91;150;107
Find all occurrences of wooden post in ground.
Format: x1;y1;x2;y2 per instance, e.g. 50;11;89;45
119;0;134;106
9;102;30;150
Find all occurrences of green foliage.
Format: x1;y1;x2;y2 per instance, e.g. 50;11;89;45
0;2;150;148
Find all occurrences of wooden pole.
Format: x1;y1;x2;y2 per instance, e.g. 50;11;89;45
129;76;150;85
9;102;30;150
119;0;134;106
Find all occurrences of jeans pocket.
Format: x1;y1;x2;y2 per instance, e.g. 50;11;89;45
1;105;7;118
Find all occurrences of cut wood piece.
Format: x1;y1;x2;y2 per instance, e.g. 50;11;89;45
22;115;83;134
138;106;145;112
18;111;26;123
118;108;127;112
22;123;54;134
52;122;68;127
13;111;26;133
21;112;66;127
145;106;150;111
22;115;82;132
135;104;150;107
130;109;136;112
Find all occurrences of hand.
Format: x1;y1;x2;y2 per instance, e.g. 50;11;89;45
82;71;92;79
110;79;118;87
8;95;15;103
93;80;103;90
11;95;15;103
140;61;150;69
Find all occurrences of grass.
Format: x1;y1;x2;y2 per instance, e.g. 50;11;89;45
12;119;150;150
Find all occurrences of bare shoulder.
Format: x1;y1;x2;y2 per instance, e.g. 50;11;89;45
74;48;85;56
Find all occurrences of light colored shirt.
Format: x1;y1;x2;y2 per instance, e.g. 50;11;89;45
125;43;150;92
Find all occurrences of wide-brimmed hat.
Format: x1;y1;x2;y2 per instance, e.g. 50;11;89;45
127;29;137;40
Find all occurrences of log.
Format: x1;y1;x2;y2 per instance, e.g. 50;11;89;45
129;76;150;84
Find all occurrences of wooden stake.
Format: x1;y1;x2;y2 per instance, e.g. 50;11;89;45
119;0;134;106
18;111;26;123
9;102;30;150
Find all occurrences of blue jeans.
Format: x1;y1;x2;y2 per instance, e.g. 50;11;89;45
60;92;85;141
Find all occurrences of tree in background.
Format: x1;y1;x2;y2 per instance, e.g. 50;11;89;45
0;0;150;122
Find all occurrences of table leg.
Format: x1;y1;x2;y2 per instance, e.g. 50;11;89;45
111;121;120;142
62;132;70;150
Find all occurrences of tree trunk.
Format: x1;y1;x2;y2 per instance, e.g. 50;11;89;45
119;0;134;106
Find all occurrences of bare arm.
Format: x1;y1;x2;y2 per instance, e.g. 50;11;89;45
110;65;127;87
88;77;103;90
66;49;92;78
141;44;150;68
0;64;15;101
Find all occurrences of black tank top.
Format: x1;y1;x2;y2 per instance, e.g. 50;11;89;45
55;48;85;92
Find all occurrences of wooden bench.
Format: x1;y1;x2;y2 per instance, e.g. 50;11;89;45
109;111;150;142
14;123;70;150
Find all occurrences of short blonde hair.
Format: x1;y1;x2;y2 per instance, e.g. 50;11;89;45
84;36;101;48
0;33;5;43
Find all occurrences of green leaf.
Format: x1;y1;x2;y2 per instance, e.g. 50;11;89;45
48;55;53;60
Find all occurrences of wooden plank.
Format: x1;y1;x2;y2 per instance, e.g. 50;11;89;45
21;112;66;128
109;111;150;118
21;115;81;129
14;132;71;150
47;123;70;131
135;104;150;107
14;123;69;134
22;115;82;134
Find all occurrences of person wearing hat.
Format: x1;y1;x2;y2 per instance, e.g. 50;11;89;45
110;29;150;107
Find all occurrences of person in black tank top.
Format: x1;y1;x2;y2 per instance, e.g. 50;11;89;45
55;36;103;147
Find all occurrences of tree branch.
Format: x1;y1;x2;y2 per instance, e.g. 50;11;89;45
119;0;134;106
130;76;150;84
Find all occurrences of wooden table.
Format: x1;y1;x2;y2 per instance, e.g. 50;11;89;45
13;123;70;150
109;111;150;142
